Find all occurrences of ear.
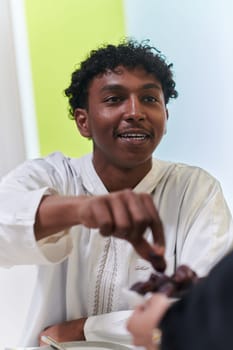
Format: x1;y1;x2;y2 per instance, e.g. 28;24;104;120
74;108;92;138
164;108;169;135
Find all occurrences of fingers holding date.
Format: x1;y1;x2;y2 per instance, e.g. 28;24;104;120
130;265;200;298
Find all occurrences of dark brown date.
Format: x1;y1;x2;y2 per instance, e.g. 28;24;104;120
130;264;200;298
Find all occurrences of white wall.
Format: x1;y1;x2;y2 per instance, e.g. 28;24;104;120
0;1;37;348
124;0;233;213
0;0;26;177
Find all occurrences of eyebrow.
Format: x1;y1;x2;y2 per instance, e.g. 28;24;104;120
100;83;162;92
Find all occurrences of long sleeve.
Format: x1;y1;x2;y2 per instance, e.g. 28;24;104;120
0;154;74;266
84;310;133;346
160;250;233;350
175;170;233;277
147;159;233;277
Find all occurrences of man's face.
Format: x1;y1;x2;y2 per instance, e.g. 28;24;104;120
76;66;168;171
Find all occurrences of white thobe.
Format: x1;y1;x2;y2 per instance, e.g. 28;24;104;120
0;152;232;346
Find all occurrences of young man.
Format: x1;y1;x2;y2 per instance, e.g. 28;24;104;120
0;39;232;346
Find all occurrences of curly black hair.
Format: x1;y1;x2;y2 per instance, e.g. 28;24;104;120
64;39;178;118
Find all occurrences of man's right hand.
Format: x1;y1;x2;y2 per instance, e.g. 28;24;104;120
77;189;166;271
35;189;166;271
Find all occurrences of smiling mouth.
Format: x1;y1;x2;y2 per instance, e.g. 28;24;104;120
118;133;149;140
116;129;152;141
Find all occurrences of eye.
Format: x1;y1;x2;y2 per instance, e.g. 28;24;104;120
103;96;123;104
142;95;158;103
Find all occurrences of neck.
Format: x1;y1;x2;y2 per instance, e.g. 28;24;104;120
93;160;152;192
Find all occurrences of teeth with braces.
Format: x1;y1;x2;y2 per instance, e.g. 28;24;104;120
119;134;147;139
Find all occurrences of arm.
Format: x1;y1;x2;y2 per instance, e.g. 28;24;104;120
39;318;87;345
160;250;233;350
35;190;166;269
39;311;134;345
175;169;233;276
0;155;165;267
127;250;233;350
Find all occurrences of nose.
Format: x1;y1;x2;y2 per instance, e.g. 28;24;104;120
123;95;145;121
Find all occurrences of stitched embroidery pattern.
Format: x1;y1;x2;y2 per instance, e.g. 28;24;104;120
106;238;117;312
92;237;111;315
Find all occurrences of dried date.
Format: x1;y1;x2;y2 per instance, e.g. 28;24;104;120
130;264;200;298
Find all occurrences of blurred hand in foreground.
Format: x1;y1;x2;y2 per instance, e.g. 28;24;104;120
127;294;170;350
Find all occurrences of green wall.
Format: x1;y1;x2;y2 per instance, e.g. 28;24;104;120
24;0;126;157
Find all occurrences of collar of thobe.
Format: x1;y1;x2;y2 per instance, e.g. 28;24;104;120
78;154;173;196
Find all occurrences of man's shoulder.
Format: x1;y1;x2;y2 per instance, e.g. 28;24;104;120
42;151;90;162
152;158;219;185
34;151;92;169
6;151;93;181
